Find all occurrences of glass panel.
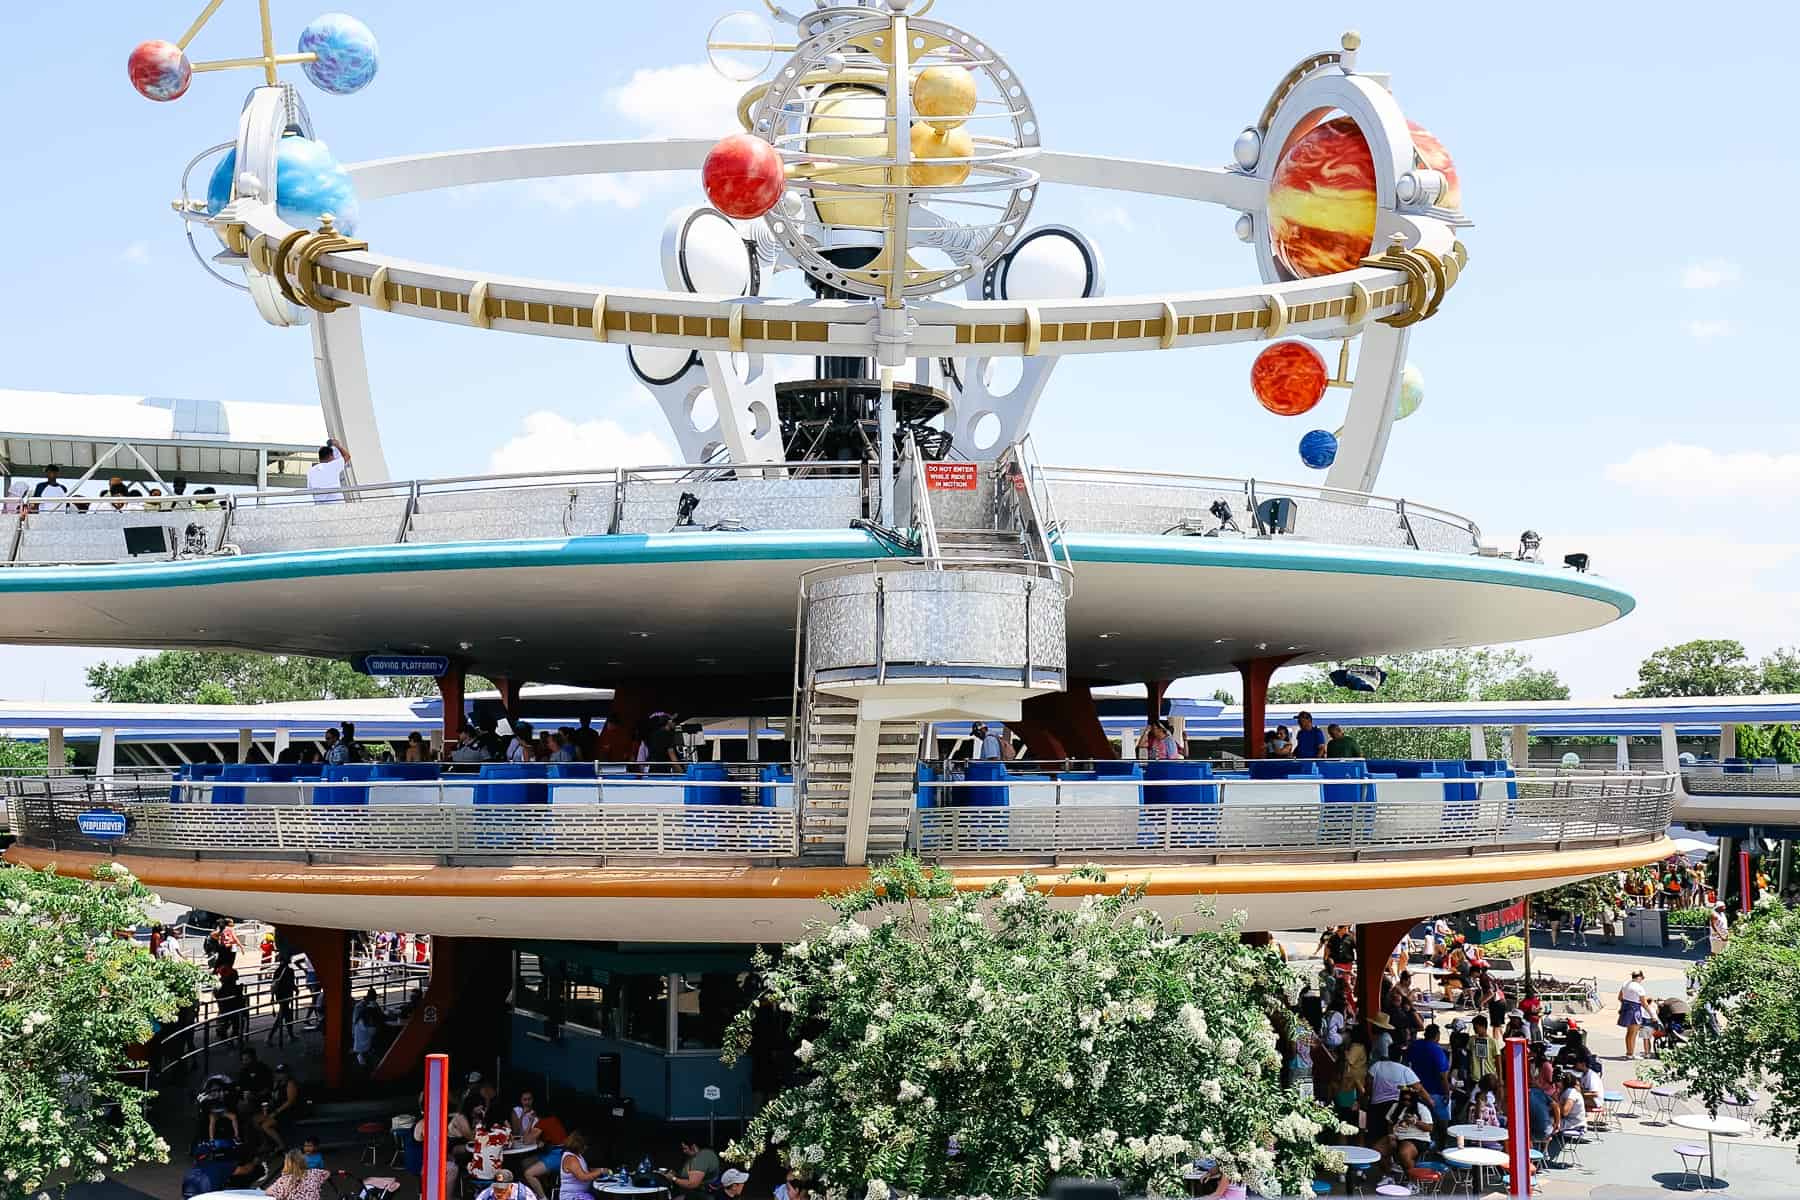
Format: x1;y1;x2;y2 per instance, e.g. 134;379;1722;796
566;977;614;1032
514;951;548;1016
675;971;753;1051
619;973;670;1049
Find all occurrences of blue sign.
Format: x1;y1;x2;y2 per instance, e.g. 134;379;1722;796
76;810;129;840
354;654;450;678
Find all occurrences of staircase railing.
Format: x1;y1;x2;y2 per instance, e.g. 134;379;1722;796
902;430;943;563
994;439;1074;594
1015;434;1074;577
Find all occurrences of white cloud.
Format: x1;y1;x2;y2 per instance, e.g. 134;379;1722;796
488;411;673;476
605;63;746;141
1681;259;1741;289
1083;203;1136;234
120;241;151;265
1604;443;1800;498
1683;318;1733;339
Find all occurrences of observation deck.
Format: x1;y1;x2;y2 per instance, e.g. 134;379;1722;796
0;455;1629;685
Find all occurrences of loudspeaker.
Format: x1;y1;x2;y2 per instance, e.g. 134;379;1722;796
1253;496;1297;535
123;525;170;556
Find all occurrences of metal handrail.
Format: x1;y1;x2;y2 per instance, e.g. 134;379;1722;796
902;431;942;562
1016;433;1074;576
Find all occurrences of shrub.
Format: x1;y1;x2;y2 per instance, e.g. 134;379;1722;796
723;858;1342;1199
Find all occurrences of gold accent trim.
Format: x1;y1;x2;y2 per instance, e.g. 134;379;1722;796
219;222;247;256
467;281;491;329
1264;293;1288;339
728;303;745;353
1159;302;1178;349
1257;51;1344;135
272;229;310;309
1412;248;1450;321
1022;305;1041;356
191;51;316;73
176;0;227;50
592;295;609;342
367;266;391;312
1346;281;1370;326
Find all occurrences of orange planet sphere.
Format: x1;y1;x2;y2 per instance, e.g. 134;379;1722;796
1251;340;1329;416
1267;115;1376;278
1407;119;1461;210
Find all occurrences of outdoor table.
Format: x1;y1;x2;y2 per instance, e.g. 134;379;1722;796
1334;1144;1379;1186
1442;1146;1507;1192
1446;1122;1507;1146
1622;1079;1654;1118
503;1142;541;1161
1673;1113;1751;1191
1416;998;1456;1012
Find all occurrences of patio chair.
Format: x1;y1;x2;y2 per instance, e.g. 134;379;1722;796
1673;1143;1709;1190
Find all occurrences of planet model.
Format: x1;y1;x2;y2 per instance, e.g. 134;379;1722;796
703;133;786;220
909;122;973;187
298;12;379;95
1266;115;1375;278
1250;340;1328;416
1298;429;1339;469
128;40;191;101
204;136;361;235
913;65;976;130
1397;362;1425;420
1406;120;1460;210
807;85;888;228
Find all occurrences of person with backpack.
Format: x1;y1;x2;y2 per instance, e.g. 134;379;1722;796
269;954;299;1046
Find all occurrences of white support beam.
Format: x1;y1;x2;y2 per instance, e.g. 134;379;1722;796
273;728;291;761
1721;722;1738;759
745;717;761;763
310;307;392;485
96;727;117;777
1615;735;1630;771
1467;723;1487;759
842;716;881;868
238;728;254;763
46;727;64;775
1509;724;1528;769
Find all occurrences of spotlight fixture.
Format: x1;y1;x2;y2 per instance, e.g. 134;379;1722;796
1563;552;1590;573
1253;496;1298;536
674;491;701;528
1517;529;1541;561
1209;498;1241;534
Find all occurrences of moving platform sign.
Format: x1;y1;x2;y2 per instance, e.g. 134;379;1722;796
354;654;451;678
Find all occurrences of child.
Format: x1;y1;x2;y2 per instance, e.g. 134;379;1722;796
301;1136;326;1170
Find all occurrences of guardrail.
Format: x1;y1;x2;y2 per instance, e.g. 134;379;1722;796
3;457;1490;565
1682;763;1800;795
6;767;1673;864
916;769;1674;856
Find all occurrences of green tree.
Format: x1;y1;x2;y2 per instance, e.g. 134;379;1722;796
1622;639;1760;698
1534;877;1613;918
1268;648;1569;758
0;739;70;772
724;858;1340;1199
85;650;461;704
1758;646;1800;694
0;862;203;1198
1655;898;1800;1138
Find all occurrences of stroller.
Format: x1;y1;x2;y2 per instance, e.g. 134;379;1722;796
330;1169;406;1200
1657;998;1691;1046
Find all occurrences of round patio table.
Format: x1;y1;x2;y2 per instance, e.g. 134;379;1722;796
1673;1113;1751;1192
1442;1146;1508;1192
1335;1144;1380;1188
1622;1078;1654;1118
1446;1122;1507;1146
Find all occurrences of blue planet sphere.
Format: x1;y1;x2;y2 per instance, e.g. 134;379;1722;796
203;137;360;235
298;12;379;95
1298;428;1338;469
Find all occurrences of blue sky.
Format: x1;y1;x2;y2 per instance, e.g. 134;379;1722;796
4;0;1799;700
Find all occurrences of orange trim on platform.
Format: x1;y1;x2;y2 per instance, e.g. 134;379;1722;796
4;839;1675;900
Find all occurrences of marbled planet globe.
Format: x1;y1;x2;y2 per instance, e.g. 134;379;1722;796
206;136;360;235
1407;120;1460;210
1267;115;1376;278
1250;340;1329;416
128;39;191;101
299;12;379;95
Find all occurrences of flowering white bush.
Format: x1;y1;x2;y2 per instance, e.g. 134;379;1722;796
1;863;202;1199
724;859;1339;1198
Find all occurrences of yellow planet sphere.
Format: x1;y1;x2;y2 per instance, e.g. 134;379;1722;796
912;64;977;130
808;85;890;229
909;122;972;186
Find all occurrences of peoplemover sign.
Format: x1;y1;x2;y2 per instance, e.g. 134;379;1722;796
75;810;129;840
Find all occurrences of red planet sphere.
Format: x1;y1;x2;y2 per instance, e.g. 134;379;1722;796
1250;340;1329;416
702;133;786;220
128;39;192;102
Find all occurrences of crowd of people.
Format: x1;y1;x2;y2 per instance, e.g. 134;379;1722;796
1280;925;1613;1189
4;465;224;515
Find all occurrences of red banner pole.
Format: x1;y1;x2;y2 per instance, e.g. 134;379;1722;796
1740;848;1753;913
1503;1036;1531;1197
423;1053;450;1200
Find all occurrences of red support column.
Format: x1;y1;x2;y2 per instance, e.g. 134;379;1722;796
436;665;465;745
1146;679;1171;724
1235;654;1295;758
278;926;352;1090
1009;683;1117;761
490;676;523;720
1355;917;1419;1036
372;937;512;1083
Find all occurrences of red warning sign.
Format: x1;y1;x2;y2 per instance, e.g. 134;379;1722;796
924;462;979;490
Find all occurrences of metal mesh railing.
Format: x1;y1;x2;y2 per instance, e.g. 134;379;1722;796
1682;763;1800;795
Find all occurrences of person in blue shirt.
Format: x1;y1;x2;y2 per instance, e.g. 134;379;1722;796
1294;711;1327;758
301;1136;325;1170
1403;1022;1452;1122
